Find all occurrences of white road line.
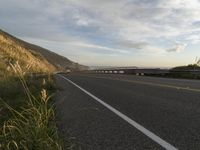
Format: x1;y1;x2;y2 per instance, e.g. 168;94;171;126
58;74;178;150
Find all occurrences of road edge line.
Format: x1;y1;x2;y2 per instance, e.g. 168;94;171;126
58;74;178;150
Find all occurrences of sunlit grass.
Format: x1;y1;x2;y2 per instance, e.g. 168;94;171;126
0;33;55;73
0;62;62;150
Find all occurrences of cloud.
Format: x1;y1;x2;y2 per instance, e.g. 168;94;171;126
115;40;165;53
1;0;200;43
166;43;187;52
67;42;130;54
116;40;149;49
0;0;199;66
186;35;200;44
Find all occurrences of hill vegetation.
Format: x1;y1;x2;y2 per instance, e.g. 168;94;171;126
0;29;84;149
0;29;88;75
167;63;200;79
171;64;200;70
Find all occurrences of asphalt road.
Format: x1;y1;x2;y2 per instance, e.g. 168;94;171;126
55;73;200;150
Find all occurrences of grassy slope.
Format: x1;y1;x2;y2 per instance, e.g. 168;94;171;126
0;29;87;149
0;29;88;71
0;31;56;74
0;29;72;149
171;64;200;70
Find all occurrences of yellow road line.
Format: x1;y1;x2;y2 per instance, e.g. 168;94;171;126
78;74;200;93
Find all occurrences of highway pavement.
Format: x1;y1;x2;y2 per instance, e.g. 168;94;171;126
55;73;200;150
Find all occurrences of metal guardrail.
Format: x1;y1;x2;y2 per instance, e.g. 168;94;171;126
89;68;200;76
90;68;169;75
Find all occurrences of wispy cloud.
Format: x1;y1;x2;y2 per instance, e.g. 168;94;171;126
166;43;187;52
0;0;199;66
69;42;130;54
186;35;200;44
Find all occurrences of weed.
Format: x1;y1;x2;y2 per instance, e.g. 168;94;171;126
0;62;62;150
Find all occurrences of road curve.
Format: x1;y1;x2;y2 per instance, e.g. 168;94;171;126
55;73;200;150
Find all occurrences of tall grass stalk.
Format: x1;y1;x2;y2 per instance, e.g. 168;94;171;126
0;62;62;150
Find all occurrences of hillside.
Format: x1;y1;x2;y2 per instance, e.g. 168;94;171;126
171;64;200;71
0;29;88;75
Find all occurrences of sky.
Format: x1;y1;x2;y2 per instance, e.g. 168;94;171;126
0;0;200;67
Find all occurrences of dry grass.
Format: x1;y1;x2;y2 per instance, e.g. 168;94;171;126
0;63;63;150
0;33;55;73
0;29;88;72
0;29;78;149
